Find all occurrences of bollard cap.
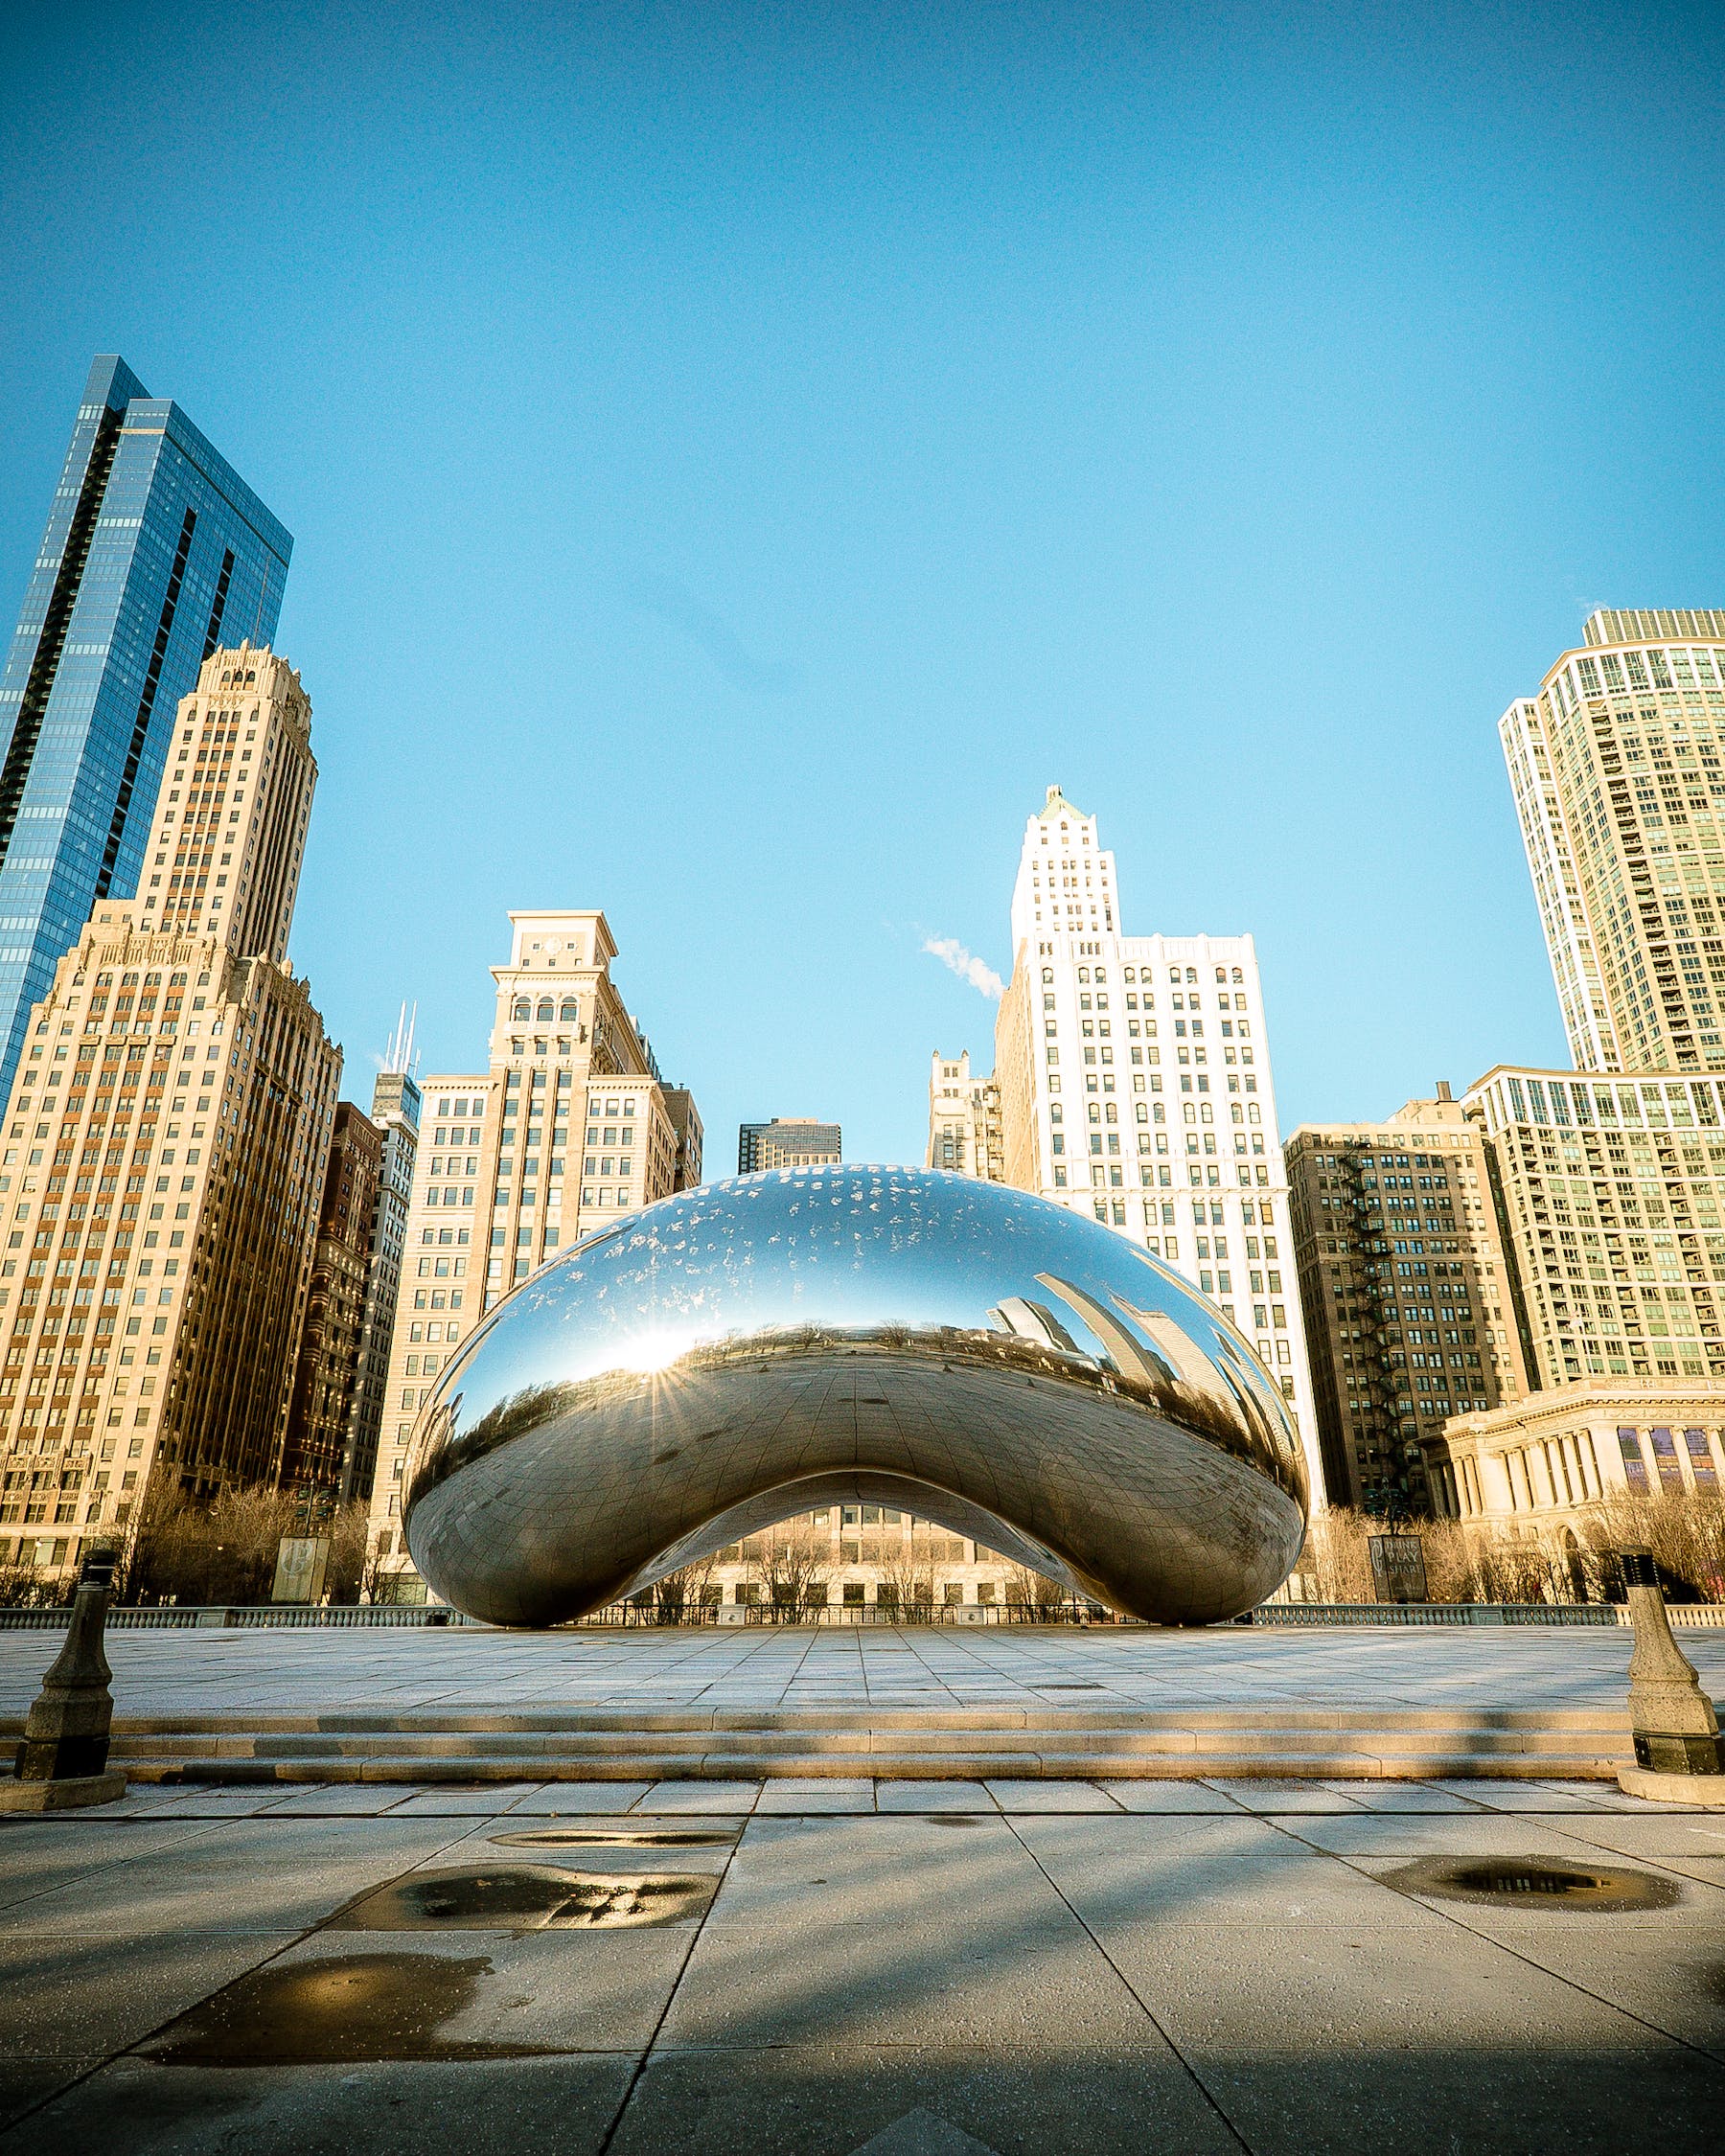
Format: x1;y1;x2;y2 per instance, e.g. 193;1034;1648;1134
79;1547;118;1590
1621;1549;1659;1589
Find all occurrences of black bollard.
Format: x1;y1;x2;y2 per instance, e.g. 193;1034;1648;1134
1615;1548;1725;1807
1;1548;126;1812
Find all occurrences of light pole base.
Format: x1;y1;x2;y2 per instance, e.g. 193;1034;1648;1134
0;1770;127;1813
1617;1763;1725;1807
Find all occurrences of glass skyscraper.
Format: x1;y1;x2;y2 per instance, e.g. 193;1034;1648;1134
0;355;290;1092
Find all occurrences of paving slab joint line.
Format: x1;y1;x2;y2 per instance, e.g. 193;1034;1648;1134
1281;1818;1725;2071
593;1811;751;2154
997;1811;1254;2153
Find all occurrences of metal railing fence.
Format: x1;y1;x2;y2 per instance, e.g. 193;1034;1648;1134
1;1599;1720;1632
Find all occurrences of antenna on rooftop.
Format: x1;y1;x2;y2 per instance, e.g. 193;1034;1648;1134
384;1001;418;1076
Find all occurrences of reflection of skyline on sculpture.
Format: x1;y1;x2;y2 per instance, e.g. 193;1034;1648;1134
403;1165;1307;1627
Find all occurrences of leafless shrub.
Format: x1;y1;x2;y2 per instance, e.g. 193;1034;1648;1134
1292;1494;1725;1607
654;1549;722;1620
123;1482;372;1607
1002;1559;1069;1613
746;1517;833;1611
869;1522;940;1618
1579;1488;1725;1602
0;1564;72;1609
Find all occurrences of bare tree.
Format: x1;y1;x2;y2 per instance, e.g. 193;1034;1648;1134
1296;1510;1375;1603
1002;1559;1069;1617
655;1549;722;1623
356;1523;398;1606
0;1562;69;1609
1583;1489;1725;1602
747;1516;833;1616
870;1521;939;1620
322;1502;373;1602
1290;1498;1725;1610
125;1482;363;1607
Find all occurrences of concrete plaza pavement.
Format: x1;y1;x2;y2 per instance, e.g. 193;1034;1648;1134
1;1772;1723;2153
4;1616;1721;1720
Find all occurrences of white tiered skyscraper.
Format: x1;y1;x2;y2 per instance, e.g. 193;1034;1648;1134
987;786;1324;1498
1500;608;1725;1074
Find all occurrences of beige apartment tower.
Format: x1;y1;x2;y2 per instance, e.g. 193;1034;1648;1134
1285;1089;1533;1512
926;1051;1003;1180
0;646;339;1581
1462;1063;1725;1393
367;910;701;1587
1502;608;1725;1073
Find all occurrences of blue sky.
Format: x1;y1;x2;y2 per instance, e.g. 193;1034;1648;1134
2;1;1722;1166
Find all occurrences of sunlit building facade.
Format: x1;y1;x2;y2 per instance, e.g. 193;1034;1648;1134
0;646;337;1583
926;1051;1003;1181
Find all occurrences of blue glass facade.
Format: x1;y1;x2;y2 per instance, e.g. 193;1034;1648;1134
0;356;290;1094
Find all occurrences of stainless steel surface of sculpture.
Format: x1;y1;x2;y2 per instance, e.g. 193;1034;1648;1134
403;1165;1309;1626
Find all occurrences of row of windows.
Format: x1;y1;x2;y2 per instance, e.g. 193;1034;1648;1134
1055;1159;1275;1191
1046;964;1248;991
1490;1073;1725;1134
510;997;579;1022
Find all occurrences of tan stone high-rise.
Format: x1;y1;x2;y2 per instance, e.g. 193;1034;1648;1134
1502;608;1725;1072
0;645;338;1583
367;910;701;1586
1285;1089;1532;1511
926;1052;1003;1181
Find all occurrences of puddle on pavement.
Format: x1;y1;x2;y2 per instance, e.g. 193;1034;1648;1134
1381;1856;1682;1913
148;1952;557;2065
491;1826;736;1848
330;1863;717;1931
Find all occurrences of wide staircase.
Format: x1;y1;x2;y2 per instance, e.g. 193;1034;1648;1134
82;1702;1631;1783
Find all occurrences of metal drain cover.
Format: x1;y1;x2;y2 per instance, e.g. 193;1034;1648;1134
1381;1857;1681;1913
491;1826;736;1848
331;1865;717;1932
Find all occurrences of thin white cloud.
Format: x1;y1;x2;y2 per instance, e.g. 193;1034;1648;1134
923;935;1003;1001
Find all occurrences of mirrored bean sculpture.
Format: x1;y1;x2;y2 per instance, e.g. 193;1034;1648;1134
403;1165;1309;1626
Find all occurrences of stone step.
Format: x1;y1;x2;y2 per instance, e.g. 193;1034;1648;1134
74;1692;1637;1785
104;1718;1624;1767
116;1745;1625;1785
71;1703;1635;1737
